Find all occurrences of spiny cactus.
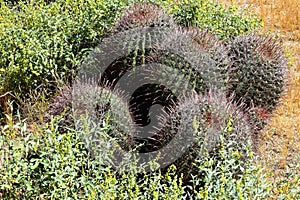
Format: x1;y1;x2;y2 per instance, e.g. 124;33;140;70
48;24;225;154
71;81;136;151
114;2;174;32
157;27;227;92
227;32;287;114
186;27;231;90
159;90;254;184
80;25;225;150
102;28;228;152
44;85;74;133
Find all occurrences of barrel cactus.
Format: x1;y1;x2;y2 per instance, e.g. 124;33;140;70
71;81;136;151
227;32;287;113
160;90;254;184
186;27;231;90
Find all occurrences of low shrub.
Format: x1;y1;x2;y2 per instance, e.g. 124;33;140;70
0;0;126;113
0;109;186;199
0;106;274;199
165;0;262;39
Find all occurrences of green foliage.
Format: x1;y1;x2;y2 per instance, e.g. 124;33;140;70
166;0;262;39
190;142;271;199
186;116;272;199
0;0;126;102
0;111;186;199
0;105;285;199
0;0;262;113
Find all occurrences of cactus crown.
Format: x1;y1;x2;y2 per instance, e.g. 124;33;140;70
114;2;173;32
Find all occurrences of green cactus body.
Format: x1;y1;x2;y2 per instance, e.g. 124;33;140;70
186;27;231;90
161;90;254;184
73;0;237;163
227;33;287;113
98;27;230;152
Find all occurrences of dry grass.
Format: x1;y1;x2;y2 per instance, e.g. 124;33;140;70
222;0;300;40
260;41;300;171
249;0;299;40
220;0;300;195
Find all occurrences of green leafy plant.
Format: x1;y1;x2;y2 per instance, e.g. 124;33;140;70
0;0;263;115
165;0;262;39
0;105;281;199
0;111;186;199
0;0;126;113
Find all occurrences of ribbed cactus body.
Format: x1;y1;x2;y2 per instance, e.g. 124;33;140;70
227;33;287;112
187;28;231;90
162;90;253;184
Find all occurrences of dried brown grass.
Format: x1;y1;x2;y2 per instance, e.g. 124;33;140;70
220;0;300;195
248;0;299;40
259;41;300;170
221;0;300;40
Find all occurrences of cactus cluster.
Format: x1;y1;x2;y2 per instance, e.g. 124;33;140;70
46;2;288;188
